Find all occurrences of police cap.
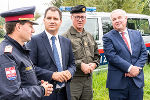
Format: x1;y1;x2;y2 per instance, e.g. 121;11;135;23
0;6;38;25
70;5;86;14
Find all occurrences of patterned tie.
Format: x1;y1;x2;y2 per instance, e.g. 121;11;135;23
51;36;63;87
121;32;130;52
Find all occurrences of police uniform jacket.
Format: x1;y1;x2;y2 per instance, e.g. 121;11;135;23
0;35;45;100
62;26;100;76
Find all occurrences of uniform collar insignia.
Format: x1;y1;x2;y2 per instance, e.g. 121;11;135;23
4;45;13;53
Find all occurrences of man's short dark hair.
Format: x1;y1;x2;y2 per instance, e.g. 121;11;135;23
44;6;62;20
5;21;28;34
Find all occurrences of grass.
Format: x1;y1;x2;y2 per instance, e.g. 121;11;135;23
93;69;109;100
93;64;150;100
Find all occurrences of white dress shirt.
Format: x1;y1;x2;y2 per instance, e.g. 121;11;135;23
45;30;65;88
119;28;133;72
45;30;63;68
119;28;132;54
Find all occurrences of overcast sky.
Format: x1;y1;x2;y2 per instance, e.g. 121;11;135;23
0;0;52;14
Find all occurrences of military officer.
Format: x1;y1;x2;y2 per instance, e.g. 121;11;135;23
0;6;53;100
62;5;100;100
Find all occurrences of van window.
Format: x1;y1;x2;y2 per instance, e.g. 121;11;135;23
84;18;99;40
58;16;71;34
127;18;150;36
101;17;113;35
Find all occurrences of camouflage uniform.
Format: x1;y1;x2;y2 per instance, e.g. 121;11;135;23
62;26;100;100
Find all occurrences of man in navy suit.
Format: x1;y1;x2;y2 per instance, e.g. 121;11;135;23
26;7;76;100
103;9;147;100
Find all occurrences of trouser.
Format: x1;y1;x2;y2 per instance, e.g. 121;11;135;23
70;76;93;100
109;78;143;100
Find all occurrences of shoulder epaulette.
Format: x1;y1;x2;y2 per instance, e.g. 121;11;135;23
4;45;13;54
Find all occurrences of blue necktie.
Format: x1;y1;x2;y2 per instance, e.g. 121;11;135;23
51;36;63;87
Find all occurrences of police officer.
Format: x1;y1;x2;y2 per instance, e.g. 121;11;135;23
62;5;100;100
0;6;53;100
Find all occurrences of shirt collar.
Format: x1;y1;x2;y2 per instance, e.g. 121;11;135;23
70;26;86;37
119;28;128;35
45;30;59;40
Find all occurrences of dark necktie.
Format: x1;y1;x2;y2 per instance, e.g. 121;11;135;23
51;36;63;87
121;32;130;52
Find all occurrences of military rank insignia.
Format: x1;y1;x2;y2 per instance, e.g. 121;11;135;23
5;67;17;80
4;45;13;53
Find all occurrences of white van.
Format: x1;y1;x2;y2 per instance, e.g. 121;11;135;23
34;11;150;65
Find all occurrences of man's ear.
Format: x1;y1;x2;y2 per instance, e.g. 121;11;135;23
15;23;21;32
125;16;128;20
71;15;73;20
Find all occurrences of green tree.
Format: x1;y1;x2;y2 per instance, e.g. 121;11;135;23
51;0;150;15
142;0;150;15
35;12;41;20
52;0;63;7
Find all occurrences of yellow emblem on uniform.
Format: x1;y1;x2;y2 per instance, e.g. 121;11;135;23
82;8;85;12
25;66;33;71
84;42;87;46
4;45;13;53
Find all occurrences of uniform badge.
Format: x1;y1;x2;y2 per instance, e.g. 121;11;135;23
82;8;85;12
4;45;13;53
25;66;33;71
84;42;87;46
5;67;17;80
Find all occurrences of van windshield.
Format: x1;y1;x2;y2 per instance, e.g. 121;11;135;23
101;17;150;36
127;18;150;36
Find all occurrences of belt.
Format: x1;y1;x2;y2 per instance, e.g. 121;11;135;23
54;87;66;93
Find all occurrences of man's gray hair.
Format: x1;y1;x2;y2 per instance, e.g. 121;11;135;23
110;9;127;19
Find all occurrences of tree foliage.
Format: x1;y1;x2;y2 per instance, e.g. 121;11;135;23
35;12;41;20
52;0;63;7
51;0;150;15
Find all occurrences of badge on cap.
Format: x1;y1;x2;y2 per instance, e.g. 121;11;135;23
82;8;86;12
5;67;17;80
4;45;13;53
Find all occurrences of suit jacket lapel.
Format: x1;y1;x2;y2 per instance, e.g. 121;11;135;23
41;31;56;65
59;36;65;70
128;29;133;53
113;30;131;53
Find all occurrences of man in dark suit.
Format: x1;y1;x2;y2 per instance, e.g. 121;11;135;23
103;9;147;100
26;6;76;100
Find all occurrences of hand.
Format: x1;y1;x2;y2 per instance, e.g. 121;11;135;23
52;72;67;82
125;73;134;77
81;62;92;74
62;70;72;81
41;80;53;96
128;66;142;77
89;63;97;72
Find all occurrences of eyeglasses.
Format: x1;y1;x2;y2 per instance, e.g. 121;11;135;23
73;16;86;20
